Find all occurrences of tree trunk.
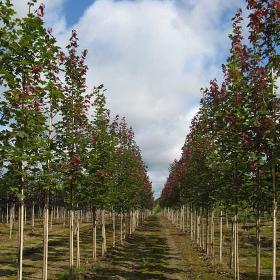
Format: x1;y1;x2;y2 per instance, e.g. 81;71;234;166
202;213;205;251
199;210;202;248
182;206;185;232
101;209;106;256
6;203;9;224
272;165;277;280
31;201;35;233
211;211;215;261
234;213;240;280
43;192;49;280
92;209;97;261
230;217;234;270
219;210;223;264
206;209;209;255
76;211;80;269
123;213;126;241
112;210;116;248
186;206;189;232
197;210;200;246
50;208;53;231
271;69;277;280
234;215;237;278
255;164;261;280
256;210;261;280
129;211;132;234
63;209;66;228
236;216;240;280
9;204;14;240
24;206;26;225
69;208;74;274
226;212;229;229
17;186;24;280
120;212;123;245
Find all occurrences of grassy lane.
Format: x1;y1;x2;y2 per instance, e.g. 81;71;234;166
159;217;232;280
84;215;231;280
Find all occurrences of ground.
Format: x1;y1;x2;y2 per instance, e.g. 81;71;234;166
0;213;279;279
83;215;232;280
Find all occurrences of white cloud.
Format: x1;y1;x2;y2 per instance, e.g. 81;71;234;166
64;0;244;197
11;0;67;35
10;0;245;198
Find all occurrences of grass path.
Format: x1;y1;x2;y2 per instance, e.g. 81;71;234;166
84;215;232;280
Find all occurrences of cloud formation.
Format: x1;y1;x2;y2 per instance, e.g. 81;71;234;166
12;0;245;197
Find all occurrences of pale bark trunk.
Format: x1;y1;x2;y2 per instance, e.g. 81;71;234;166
219;210;223;264
190;209;193;240
186;206;189;232
272;165;277;280
129;211;132;234
50;208;53;231
23;206;27;225
211;211;215;261
206;210;209;255
197;210;200;246
133;210;136;232
233;214;240;280
271;69;277;280
24;206;26;225
234;215;237;278
42;192;49;280
31;201;35;233
92;209;97;261
76;211;80;269
17;187;24;280
256;210;261;280
6;203;9;224
226;212;229;229
112;210;116;248
236;217;240;280
182;206;185;232
63;209;66;228
69;208;74;274
230;217;234;270
194;210;197;241
123;213;126;240
199;210;202;248
202;213;205;251
101;209;107;256
120;212;123;245
9;204;14;240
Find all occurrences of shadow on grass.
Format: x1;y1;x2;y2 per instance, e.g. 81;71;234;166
0;269;15;278
243;272;280;280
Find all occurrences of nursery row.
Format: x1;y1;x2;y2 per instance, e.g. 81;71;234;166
160;1;280;279
0;1;153;279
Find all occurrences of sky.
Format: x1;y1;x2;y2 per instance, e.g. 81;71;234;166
11;0;246;198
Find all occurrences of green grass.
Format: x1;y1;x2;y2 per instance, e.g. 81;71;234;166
0;216;122;279
1;214;280;279
204;216;280;279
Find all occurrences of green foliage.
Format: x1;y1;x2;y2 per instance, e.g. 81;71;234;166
0;0;153;215
160;4;280;218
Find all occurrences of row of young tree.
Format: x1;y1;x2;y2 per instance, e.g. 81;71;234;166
160;1;279;279
0;1;153;279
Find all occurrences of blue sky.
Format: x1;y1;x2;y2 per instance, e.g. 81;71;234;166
12;0;246;198
64;0;94;26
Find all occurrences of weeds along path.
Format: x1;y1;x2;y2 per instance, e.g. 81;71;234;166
85;215;231;280
159;217;232;280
